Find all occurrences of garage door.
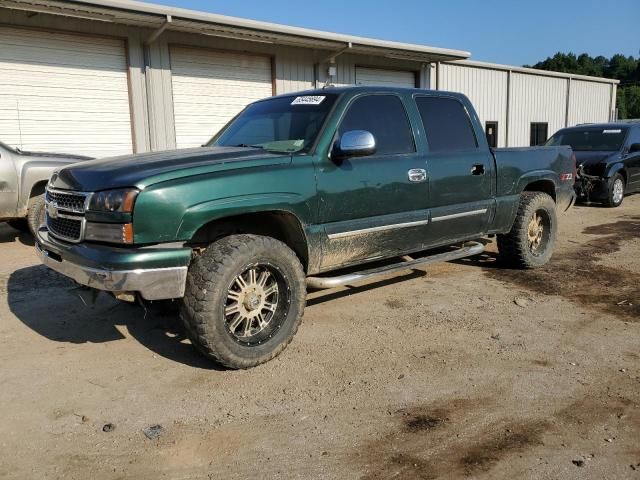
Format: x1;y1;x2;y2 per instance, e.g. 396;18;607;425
0;26;133;158
355;67;417;88
170;47;273;149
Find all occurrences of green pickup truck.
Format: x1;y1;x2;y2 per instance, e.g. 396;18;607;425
37;86;576;368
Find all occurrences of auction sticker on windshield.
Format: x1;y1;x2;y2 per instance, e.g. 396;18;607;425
291;96;326;105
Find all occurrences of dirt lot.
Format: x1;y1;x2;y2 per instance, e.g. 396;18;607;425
0;197;638;480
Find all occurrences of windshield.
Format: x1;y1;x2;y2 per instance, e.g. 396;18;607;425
210;94;339;153
545;127;628;151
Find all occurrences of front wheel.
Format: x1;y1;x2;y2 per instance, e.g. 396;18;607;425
497;192;557;269
604;173;625;208
180;234;306;369
27;193;46;236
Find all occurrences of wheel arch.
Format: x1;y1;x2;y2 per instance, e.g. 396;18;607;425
522;179;557;202
188;210;310;272
605;163;627;184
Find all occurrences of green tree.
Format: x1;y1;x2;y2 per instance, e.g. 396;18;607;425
528;53;640;119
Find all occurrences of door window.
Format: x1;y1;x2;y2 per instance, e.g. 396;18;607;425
415;96;478;152
338;95;415;155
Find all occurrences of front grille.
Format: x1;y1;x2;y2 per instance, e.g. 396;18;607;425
46;189;87;212
47;215;82;241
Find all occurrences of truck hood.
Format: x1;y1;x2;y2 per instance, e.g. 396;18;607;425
50;146;290;191
573;151;618;168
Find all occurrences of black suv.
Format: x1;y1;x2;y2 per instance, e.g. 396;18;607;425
546;121;640;207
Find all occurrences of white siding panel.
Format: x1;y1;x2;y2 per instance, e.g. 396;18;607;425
275;53;315;94
170;46;273;149
509;73;567;147
355;67;416;88
0;26;132;157
568;80;611;126
439;63;508;147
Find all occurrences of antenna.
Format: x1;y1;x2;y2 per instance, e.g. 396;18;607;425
16;99;23;150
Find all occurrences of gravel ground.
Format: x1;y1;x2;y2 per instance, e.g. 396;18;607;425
0;196;638;480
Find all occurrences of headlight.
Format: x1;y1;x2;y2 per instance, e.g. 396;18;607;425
89;188;139;213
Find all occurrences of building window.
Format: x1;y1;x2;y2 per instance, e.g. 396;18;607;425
485;121;498;148
530;123;548;146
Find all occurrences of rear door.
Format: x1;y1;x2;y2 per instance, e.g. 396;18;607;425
316;93;430;270
624;126;640;191
414;95;494;245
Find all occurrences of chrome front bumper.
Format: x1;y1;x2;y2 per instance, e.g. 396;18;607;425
36;241;188;301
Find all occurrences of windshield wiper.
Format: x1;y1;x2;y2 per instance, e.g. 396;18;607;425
231;144;264;149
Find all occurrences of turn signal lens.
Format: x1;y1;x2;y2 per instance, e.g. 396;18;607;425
85;222;134;244
122;223;134;244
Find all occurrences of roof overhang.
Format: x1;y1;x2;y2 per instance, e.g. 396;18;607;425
1;0;471;62
449;60;620;85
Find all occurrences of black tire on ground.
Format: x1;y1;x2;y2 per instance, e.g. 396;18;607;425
497;191;557;269
7;218;29;233
27;193;46;236
604;173;625;208
180;234;306;369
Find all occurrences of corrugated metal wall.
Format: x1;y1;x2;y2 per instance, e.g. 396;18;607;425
439;63;508;147
568;80;612;126
508;72;567;147
0;8;619;155
275;51;315;94
439;62;616;147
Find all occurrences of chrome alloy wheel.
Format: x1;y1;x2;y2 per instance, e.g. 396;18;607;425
223;264;286;343
612;178;624;205
527;210;549;255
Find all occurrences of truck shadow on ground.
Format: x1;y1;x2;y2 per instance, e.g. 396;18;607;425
6;265;226;370
461;216;640;322
0;223;35;246
307;270;427;306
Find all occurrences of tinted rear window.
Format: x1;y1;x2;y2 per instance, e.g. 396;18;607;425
415;96;478;152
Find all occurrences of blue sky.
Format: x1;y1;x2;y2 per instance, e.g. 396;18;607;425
152;0;639;65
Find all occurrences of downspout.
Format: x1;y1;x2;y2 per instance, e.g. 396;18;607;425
565;77;572;127
317;42;352;87
505;69;511;148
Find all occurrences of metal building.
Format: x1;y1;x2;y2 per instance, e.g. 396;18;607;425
0;0;618;158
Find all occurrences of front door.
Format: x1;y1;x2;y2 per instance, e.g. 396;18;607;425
414;95;494;245
316;94;430;270
0;148;18;219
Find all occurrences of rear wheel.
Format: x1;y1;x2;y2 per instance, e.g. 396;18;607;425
497;192;557;268
604;173;625;208
26;193;46;236
180;234;306;369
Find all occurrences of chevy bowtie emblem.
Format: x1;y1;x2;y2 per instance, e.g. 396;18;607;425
47;203;58;219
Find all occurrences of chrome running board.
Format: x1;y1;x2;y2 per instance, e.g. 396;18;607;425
306;241;485;290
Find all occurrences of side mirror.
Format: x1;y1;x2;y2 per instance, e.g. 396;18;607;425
332;130;376;161
629;143;640;154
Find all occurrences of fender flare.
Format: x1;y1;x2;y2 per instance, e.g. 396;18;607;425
176;193;311;240
604;162;626;182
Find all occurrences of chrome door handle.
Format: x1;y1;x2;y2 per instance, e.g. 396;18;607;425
408;168;427;183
